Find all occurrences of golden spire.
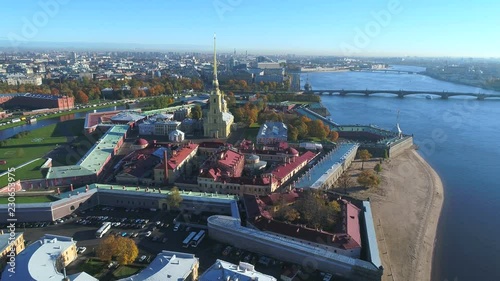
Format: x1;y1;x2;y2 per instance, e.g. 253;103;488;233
213;33;219;91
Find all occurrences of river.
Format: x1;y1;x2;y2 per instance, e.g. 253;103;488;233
0;106;126;141
302;69;500;281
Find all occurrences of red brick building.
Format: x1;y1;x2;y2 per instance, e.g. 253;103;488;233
0;93;74;110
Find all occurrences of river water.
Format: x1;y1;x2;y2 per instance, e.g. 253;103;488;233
302;69;500;281
0;105;125;140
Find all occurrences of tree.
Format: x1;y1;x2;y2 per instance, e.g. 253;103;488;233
131;87;140;98
50;88;60;95
328;131;339;142
357;170;380;189
167;186;183;210
96;235;116;261
96;236;138;265
114;237;139;265
337;171;353;194
357;149;372;170
75;90;89;104
190;105;202;120
374;163;383;174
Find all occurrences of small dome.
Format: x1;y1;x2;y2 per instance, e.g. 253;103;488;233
247;154;259;161
136;138;148;145
286;147;299;156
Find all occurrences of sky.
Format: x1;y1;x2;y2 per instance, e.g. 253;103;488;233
0;0;499;57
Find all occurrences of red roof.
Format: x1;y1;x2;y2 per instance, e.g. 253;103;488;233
272;151;317;180
136;138;148;145
344;200;362;249
166;144;199;170
244;195;362;251
286;147;299;156
85;110;121;128
199;141;225;149
218;149;243;170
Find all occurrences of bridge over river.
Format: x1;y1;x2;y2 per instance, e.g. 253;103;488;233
309;89;500;100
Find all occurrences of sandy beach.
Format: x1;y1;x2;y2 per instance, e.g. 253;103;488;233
347;149;444;281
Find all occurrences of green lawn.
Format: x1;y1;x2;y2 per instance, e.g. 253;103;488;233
0;119;84;173
0;195;58;204
0;158;47;188
112;265;143;279
79;259;107;277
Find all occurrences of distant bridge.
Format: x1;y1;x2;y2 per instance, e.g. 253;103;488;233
354;69;418;74
308;90;500;100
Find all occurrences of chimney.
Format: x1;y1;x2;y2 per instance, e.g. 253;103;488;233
163;150;168;184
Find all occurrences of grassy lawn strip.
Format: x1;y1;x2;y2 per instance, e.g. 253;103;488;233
79;258;107;277
0;119;84;173
112;265;143;279
0;195;57;204
0;158;47;188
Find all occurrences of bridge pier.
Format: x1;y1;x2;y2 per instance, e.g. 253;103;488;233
477;94;485;100
441;94;449;99
398;93;404;98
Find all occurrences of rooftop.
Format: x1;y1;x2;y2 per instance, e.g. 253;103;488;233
110;111;145;122
271;151;317;181
78;125;129;172
295;144;358;189
1;93;70;100
257;122;287;139
199;259;276;281
166;143;198;170
0;232;23;252
118;251;198;281
47;125;128;179
1;234;76;281
208;215;378;272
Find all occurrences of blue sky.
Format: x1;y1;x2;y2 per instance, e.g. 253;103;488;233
1;0;499;57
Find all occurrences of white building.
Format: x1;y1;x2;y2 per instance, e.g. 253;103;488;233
199;259;276;281
119;250;199;281
256;122;287;145
169;129;185;142
6;75;42;86
139;117;181;136
1;234;77;281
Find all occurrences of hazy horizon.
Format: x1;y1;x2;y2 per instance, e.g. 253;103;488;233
0;0;499;58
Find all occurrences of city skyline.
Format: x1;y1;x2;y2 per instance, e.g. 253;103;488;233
0;0;499;58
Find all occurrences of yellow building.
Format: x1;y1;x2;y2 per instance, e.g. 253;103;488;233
204;34;234;138
0;232;25;270
1;234;77;280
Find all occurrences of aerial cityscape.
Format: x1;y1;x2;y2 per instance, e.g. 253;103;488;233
0;1;499;281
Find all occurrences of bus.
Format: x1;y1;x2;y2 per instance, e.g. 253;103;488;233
96;222;112;238
182;232;197;248
191;230;206;247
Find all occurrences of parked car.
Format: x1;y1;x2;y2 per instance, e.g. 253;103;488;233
173;223;180;231
77;247;86;254
145;231;152;237
138;255;147;262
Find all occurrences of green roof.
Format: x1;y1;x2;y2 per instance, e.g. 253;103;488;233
77;125;128;173
45;165;95;179
46;125;128;179
143;104;195;116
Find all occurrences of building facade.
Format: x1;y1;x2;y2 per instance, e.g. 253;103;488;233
203;35;234;138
